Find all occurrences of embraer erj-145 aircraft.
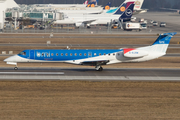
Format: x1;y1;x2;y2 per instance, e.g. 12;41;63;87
4;32;176;71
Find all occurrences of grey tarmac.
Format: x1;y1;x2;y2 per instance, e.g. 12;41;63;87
0;36;155;38
0;67;180;81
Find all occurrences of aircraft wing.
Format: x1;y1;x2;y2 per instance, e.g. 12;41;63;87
80;60;110;66
161;8;180;11
78;19;97;24
133;9;148;15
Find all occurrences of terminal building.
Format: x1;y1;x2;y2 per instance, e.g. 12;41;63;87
0;0;19;30
0;0;108;31
0;0;77;30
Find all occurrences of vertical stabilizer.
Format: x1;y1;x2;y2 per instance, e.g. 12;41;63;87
125;0;144;10
150;32;177;54
103;2;111;10
114;1;135;15
119;4;135;20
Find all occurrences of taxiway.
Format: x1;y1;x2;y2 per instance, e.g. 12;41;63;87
0;68;180;81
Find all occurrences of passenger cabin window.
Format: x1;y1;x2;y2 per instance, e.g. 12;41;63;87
94;53;97;56
70;53;72;56
104;53;106;55
79;53;82;56
51;53;54;56
99;53;101;56
61;53;63;56
56;53;59;56
65;53;68;56
75;53;77;56
19;52;26;55
108;53;111;56
84;53;86;56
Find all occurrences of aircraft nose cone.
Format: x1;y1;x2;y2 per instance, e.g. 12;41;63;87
4;55;18;62
4;58;8;62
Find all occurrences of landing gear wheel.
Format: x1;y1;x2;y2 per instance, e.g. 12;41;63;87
14;67;18;70
96;66;103;71
99;67;103;71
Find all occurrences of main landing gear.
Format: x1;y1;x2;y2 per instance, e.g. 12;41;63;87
96;66;103;71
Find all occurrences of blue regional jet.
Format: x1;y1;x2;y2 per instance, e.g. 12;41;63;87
4;32;177;71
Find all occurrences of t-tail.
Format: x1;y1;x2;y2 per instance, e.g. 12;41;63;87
122;32;177;62
150;32;177;54
138;32;177;57
103;2;111;10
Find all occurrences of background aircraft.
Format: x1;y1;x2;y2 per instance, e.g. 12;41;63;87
54;3;135;27
4;32;176;71
35;0;98;8
52;1;111;15
106;0;147;15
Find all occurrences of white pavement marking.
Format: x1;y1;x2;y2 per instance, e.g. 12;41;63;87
0;72;64;75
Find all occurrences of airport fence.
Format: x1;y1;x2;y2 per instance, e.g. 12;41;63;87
1;24;125;34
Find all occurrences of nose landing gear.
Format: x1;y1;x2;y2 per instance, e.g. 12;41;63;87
14;67;18;70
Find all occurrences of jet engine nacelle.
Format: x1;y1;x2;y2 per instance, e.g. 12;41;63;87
75;23;85;27
123;48;148;58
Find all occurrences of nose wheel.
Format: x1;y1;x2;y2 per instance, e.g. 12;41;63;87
96;66;103;71
14;67;18;70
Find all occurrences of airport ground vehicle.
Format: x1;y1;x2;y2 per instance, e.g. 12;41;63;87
160;22;166;27
123;22;142;31
24;25;35;29
153;21;158;26
140;23;147;29
4;32;176;71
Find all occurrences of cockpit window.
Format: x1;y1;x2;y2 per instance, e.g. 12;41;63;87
18;52;26;55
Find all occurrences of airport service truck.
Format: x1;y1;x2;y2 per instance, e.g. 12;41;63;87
123;22;142;31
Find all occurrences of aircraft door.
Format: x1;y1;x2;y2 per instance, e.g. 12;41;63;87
30;50;35;59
